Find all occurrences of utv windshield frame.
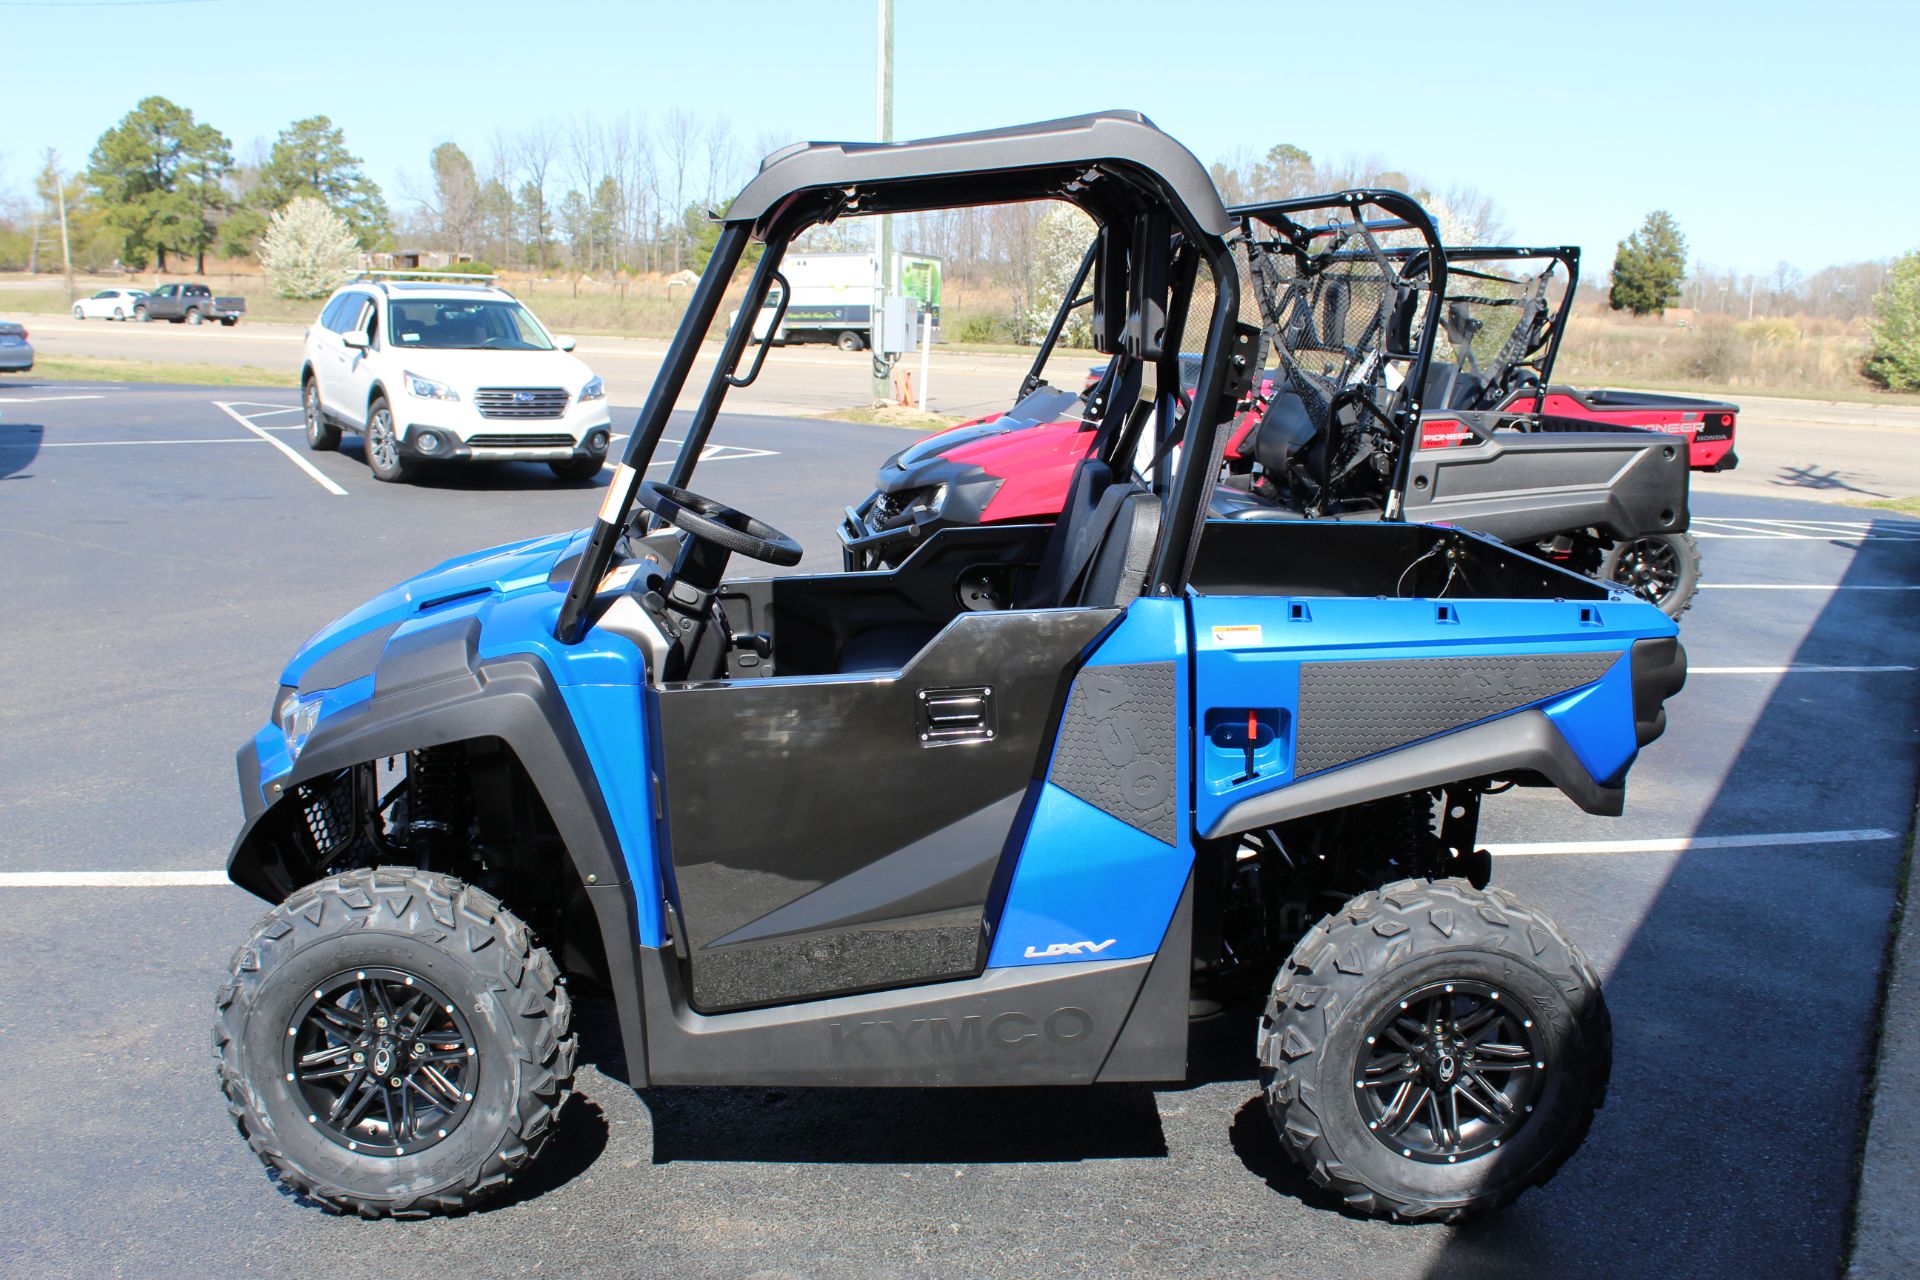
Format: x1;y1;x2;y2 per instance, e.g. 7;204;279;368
555;111;1241;643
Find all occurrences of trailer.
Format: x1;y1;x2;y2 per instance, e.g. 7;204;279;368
744;251;942;350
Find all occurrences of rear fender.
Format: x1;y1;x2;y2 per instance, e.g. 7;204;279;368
1405;416;1690;542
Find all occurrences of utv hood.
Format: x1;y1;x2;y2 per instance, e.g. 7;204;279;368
281;529;586;692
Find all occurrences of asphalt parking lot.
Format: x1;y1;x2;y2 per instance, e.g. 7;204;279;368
1;381;1916;1279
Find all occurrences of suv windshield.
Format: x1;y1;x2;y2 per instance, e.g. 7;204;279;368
389;299;554;351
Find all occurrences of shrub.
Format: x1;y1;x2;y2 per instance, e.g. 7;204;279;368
1865;250;1920;391
259;197;359;299
1736;317;1799;345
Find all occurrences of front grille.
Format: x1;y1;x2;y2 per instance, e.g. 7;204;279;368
468;433;575;448
474;387;569;419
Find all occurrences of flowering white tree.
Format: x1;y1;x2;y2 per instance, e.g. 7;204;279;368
259;196;359;298
1025;203;1097;346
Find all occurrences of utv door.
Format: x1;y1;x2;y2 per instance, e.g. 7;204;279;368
652;607;1117;1013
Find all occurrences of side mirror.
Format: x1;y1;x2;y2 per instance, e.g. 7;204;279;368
556;336;577;352
341;331;370;350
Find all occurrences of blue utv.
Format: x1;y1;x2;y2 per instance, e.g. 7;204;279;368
215;112;1686;1222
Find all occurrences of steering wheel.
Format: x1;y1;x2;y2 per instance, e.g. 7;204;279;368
634;481;803;567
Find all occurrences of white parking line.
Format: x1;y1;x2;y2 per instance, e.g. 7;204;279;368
0;870;232;887
41;438;261;448
1488;828;1900;857
0;393;106;403
1691;665;1915;674
214;400;347;496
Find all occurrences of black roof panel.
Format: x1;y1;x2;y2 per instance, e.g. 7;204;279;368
725;110;1231;238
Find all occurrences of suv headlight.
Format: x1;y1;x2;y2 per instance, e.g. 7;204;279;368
579;375;605;402
404;370;460;401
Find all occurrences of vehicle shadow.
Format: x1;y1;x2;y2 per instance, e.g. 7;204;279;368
1410;510;1920;1277
0;418;43;480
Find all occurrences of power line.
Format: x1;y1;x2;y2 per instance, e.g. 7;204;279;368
0;0;221;8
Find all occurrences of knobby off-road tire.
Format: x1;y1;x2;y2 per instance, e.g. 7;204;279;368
1257;878;1609;1221
1599;531;1701;619
214;868;576;1217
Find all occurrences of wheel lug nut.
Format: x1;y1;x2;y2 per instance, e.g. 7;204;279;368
352;1052;365;1063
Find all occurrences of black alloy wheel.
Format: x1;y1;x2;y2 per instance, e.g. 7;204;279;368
1599;531;1701;618
285;967;477;1158
1354;980;1545;1164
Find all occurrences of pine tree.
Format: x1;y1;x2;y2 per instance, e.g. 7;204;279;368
1609;210;1688;315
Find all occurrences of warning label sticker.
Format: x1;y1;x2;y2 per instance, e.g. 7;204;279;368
1211;624;1264;648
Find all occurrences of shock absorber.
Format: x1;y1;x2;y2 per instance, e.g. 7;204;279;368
406;745;467;867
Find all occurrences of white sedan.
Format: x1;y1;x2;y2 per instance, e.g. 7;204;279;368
72;288;148;321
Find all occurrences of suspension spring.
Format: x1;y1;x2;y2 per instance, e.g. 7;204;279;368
406;745;466;866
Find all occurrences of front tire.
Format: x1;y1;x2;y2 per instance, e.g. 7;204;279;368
364;398;412;483
1599;531;1701;618
303;379;340;452
835;330;865;352
548;454;604;482
134;305;149;322
214;868;576;1218
187;307;204;325
73;305;85;320
1258;879;1609;1221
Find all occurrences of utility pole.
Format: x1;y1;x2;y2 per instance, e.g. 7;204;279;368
56;164;75;305
870;0;894;404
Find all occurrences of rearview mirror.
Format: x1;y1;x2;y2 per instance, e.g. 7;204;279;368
341;331;369;350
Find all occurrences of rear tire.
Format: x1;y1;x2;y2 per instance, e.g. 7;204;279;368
221;317;238;326
73;305;85;320
214;867;575;1217
835;330;865;353
365;398;412;483
1599;531;1700;618
134;305;148;322
1258;879;1609;1221
548;454;604;482
303;379;340;452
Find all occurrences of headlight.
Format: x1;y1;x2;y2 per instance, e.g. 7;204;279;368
404;370;460;401
280;691;324;758
579;375;605;402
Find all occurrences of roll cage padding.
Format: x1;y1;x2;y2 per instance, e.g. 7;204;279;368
227;619;653;1084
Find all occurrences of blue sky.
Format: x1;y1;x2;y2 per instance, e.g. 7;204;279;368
3;0;1914;274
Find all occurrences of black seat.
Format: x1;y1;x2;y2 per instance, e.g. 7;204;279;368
836;458;1159;672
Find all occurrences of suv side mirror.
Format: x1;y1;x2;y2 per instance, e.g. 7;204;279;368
342;331;370;350
555;335;577;352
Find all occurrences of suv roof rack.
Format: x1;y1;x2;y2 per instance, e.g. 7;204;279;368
353;269;499;282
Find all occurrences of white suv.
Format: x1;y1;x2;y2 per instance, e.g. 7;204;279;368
299;279;613;482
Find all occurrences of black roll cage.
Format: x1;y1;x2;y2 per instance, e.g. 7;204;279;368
555;112;1241;642
1407;245;1581;397
1013;189;1452;525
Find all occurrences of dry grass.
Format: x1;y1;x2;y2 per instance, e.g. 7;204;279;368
1554;307;1894;400
20;355;296;386
820;404;967;430
1855;495;1920;516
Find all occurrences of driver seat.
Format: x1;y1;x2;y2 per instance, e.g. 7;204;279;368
834;459;1161;673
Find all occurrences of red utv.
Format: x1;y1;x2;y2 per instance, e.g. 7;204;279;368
843;204;1709;615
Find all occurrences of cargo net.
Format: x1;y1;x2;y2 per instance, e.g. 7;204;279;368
1234;208;1437;513
1423;255;1571;411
